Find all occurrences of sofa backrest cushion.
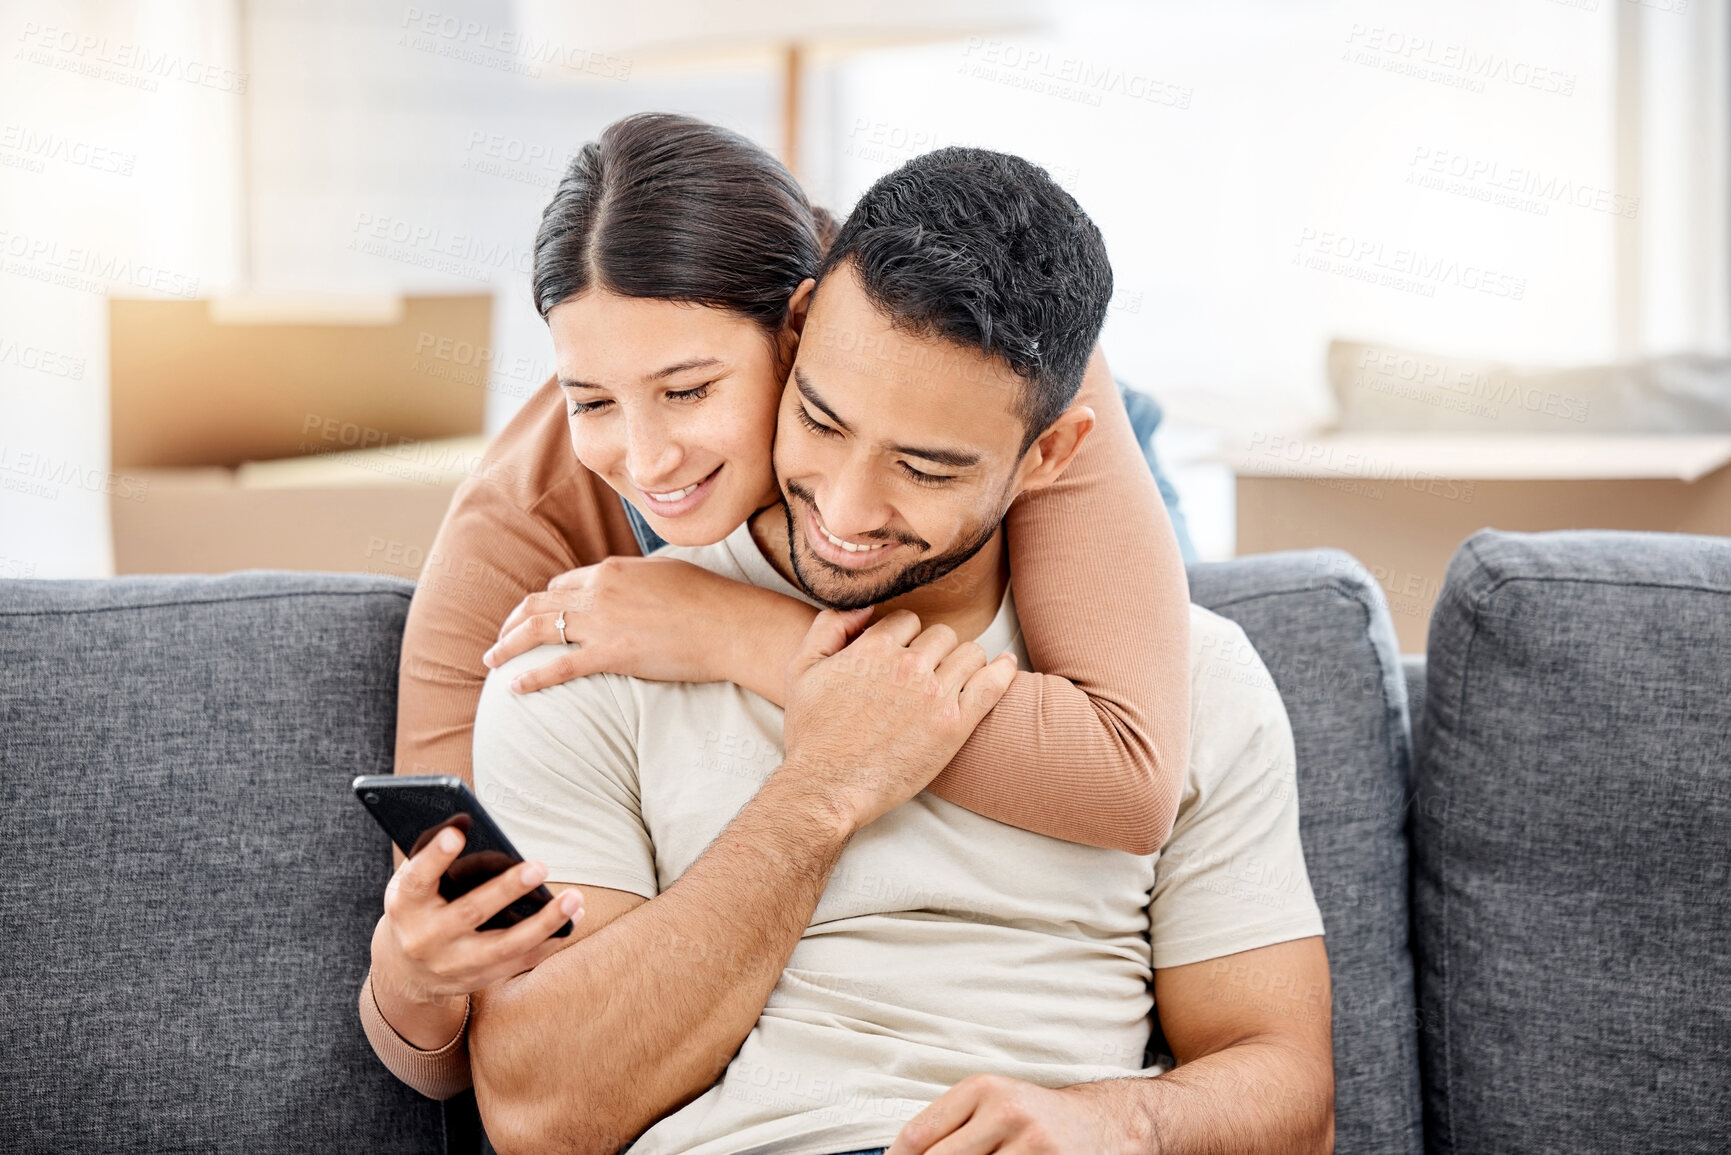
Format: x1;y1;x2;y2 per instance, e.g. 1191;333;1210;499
0;572;442;1153
1414;530;1731;1154
1191;551;1424;1155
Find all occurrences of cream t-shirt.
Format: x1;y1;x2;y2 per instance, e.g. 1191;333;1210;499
473;522;1324;1155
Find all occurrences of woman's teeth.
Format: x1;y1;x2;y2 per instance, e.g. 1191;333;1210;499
819;522;890;553
648;481;702;502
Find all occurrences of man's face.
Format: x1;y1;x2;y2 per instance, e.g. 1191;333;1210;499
773;262;1039;610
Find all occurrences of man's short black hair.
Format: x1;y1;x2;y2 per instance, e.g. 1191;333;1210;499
817;146;1113;450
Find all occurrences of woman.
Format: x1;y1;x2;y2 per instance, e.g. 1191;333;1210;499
360;113;1192;1099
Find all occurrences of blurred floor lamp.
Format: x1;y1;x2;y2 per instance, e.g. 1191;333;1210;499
513;0;1051;184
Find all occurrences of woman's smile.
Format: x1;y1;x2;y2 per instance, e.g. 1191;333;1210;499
636;463;724;518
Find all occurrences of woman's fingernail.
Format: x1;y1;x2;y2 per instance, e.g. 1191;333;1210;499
511;677;528;693
559;891;582;914
438;828;461;852
520;862;547;886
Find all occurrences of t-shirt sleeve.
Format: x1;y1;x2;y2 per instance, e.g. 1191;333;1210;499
471;648;659;899
1147;615;1326;971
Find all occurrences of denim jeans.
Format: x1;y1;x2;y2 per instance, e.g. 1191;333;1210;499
1115;379;1197;562
622;379;1196;563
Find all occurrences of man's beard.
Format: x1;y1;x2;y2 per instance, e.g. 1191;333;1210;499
780;477;1004;611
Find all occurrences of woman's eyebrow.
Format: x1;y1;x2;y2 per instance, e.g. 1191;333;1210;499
558;357;723;391
650;357;723;380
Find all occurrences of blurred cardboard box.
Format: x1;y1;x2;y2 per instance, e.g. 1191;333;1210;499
1228;433;1731;652
108;294;491;580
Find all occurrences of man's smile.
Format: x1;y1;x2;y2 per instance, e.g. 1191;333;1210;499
802;501;903;572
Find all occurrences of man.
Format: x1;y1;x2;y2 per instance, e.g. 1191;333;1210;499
468;148;1332;1155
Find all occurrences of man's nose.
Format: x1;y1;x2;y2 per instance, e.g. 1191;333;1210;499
816;452;893;539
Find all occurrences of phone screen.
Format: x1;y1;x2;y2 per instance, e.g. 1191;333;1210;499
406;813;519;905
354;775;571;936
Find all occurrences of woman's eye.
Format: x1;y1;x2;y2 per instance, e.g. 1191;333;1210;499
899;462;953;487
567;399;611;416
667;382;714;403
796;404;840;438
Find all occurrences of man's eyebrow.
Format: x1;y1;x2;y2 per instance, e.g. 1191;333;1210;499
559;357;724;390
795;368;981;469
794;368;853;433
888;441;981;469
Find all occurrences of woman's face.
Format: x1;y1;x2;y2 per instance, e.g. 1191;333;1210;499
546;285;809;548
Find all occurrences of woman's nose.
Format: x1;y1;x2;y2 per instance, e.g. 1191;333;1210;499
623;410;685;487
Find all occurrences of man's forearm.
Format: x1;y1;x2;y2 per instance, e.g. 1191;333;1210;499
1079;1039;1334;1155
469;767;854;1154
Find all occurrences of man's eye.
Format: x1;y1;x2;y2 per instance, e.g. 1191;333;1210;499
796;405;840;438
899;462;953;487
567;399;610;416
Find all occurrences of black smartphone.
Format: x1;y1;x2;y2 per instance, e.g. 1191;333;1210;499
352;774;572;937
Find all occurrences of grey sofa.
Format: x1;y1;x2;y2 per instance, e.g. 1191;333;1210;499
1;529;1725;1154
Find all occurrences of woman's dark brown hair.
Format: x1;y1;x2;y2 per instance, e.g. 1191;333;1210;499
532;112;834;333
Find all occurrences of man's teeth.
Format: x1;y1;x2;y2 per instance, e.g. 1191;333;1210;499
648;481;702;502
819;522;889;553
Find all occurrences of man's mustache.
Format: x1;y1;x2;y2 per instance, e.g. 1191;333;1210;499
782;478;930;552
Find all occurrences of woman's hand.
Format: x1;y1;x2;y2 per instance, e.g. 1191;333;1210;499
370;826;584;1050
482;556;818;702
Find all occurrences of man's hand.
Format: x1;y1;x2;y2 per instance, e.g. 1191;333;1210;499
779;607;1018;832
887;1074;1146;1155
889;938;1334;1155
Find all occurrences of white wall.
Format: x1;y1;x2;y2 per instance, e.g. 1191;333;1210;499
245;0;778;432
1;0;244;576
2;0;1715;573
830;0;1624;434
0;0;779;576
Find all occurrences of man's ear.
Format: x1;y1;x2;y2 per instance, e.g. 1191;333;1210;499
1014;404;1096;496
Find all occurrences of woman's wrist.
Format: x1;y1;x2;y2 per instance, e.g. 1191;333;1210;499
715;585;818;705
370;965;470;1052
370;925;471;1052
